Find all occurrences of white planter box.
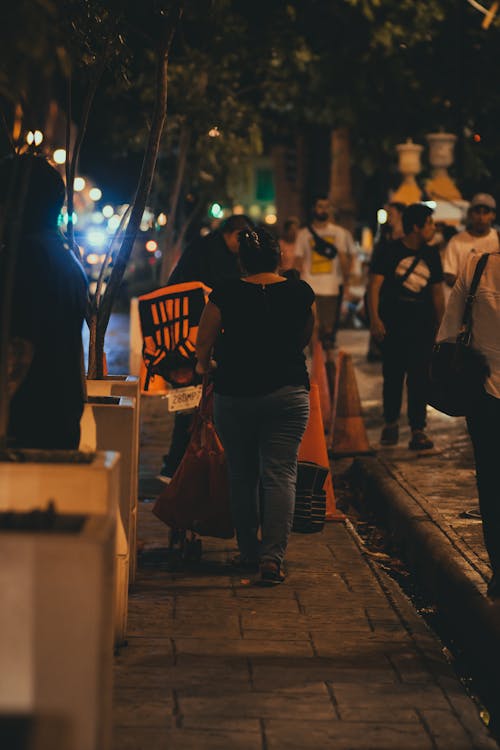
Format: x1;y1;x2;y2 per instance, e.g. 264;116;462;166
0;513;115;750
86;377;140;584
0;452;128;648
80;398;136;590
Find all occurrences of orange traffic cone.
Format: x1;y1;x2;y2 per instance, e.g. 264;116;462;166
311;340;332;432
328;350;373;457
299;383;345;522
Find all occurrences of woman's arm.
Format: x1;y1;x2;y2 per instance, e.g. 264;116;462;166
195;301;222;374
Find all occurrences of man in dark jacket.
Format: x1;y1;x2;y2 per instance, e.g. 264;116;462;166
2;154;88;449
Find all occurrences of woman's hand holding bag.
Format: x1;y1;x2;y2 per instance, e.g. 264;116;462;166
152;378;233;538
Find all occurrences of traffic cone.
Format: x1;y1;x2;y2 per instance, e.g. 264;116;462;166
311;340;332;432
299;383;345;522
328;350;373;458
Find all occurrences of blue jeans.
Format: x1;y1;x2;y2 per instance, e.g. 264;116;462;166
214;386;310;565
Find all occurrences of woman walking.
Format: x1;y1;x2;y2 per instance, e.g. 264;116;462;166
195;228;315;584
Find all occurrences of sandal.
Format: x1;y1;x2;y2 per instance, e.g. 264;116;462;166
259;561;285;586
408;430;434;451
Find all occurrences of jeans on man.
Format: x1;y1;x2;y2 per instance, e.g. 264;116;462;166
467;391;500;578
214;386;310;565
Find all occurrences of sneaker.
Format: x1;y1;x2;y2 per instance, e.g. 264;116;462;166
259;560;285;586
408;430;434;451
380;424;399;446
459;507;482;520
156;463;173;484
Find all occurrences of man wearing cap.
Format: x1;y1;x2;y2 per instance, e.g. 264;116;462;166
442;193;499;290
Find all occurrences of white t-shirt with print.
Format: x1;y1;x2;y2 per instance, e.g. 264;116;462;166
442;228;499;278
295;222;355;296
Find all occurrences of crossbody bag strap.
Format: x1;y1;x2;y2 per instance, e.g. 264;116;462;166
458;253;489;346
397;252;422;286
306;225;338;258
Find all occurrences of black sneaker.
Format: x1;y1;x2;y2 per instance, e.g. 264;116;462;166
380;424;399;446
259;561;285;586
408;431;434;451
156;458;173;484
459;507;482;520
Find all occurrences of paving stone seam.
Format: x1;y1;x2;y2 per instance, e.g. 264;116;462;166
259;717;268;750
343;517;452;686
324;682;341;719
383;459;490;583
414;707;440;750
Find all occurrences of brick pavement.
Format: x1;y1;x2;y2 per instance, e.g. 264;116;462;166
111;387;497;749
337;329;491;582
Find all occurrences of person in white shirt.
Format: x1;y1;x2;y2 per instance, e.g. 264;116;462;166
295;196;354;349
442;193;499;289
437;250;500;598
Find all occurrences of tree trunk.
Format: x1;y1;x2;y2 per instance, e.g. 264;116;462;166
66;66;105;255
329;127;356;232
159;122;191;286
88;4;183;378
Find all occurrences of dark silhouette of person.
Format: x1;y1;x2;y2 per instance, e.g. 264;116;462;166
1;154;88;449
158;214;253;482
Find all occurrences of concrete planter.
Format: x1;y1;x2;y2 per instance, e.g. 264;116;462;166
0;451;128;648
0;512;115;750
86;376;140;584
80;397;137;585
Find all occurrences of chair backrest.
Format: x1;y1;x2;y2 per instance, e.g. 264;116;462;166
138;281;211;391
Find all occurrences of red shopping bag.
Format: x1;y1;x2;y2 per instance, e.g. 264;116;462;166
152;381;234;539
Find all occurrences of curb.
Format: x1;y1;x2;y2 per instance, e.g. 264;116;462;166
350;456;500;682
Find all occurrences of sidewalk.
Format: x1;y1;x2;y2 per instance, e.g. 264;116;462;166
338;329;490;579
111;389;497;749
337;330;500;706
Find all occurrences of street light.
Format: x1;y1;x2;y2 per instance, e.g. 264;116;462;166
53;149;66;164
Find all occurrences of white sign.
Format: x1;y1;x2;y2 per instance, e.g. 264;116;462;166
166;385;203;412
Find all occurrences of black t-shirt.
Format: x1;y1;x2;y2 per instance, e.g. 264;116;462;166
8;229;88;447
370;239;443;324
209;278;315;396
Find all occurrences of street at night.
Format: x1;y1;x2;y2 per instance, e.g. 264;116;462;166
4;2;500;749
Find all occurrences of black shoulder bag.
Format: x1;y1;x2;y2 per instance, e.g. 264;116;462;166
428;253;491;417
307;225;338;260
